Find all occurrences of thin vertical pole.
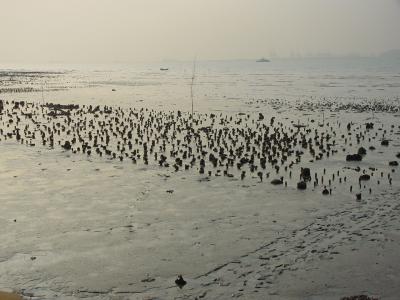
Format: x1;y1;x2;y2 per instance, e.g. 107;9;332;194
191;59;196;117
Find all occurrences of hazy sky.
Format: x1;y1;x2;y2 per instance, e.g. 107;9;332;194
1;0;400;63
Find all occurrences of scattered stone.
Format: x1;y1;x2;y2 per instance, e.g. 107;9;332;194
341;295;378;300
141;274;155;283
346;154;362;161
62;141;71;151
175;275;187;289
271;177;283;185
198;291;207;298
297;181;307;190
365;123;374;130
300;167;311;181
359;174;371;181
357;147;367;155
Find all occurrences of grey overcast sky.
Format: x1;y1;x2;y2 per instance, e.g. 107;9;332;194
0;0;399;63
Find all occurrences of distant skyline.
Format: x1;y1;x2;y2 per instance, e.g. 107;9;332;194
0;0;400;63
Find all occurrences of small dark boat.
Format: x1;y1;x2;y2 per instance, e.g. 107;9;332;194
256;58;270;63
160;68;169;71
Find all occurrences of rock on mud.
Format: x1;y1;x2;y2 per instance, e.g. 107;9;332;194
346;154;362;161
297;181;307;190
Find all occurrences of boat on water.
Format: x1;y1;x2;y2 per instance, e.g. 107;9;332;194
256;58;270;62
160;68;169;71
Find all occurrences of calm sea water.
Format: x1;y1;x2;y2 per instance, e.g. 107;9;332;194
1;57;399;112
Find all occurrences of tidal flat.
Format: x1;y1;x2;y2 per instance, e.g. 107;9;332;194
0;61;399;299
